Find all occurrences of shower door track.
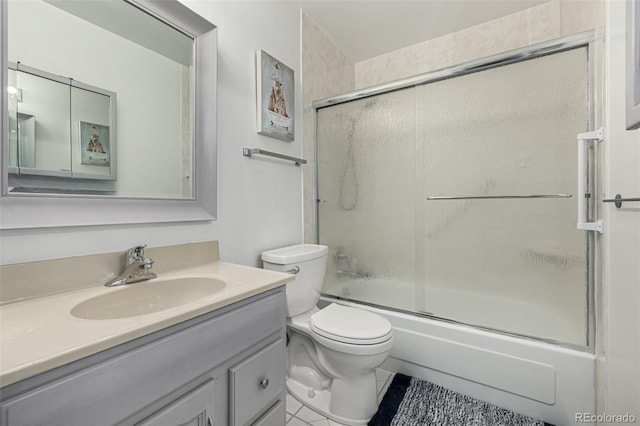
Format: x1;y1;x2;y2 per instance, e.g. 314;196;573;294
313;31;599;110
314;31;601;351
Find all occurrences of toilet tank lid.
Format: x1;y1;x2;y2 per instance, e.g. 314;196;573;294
262;244;328;264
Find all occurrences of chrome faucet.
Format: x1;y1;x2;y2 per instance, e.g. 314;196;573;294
105;245;157;287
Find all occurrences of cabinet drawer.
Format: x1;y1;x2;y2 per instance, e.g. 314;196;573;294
252;400;285;426
229;339;285;426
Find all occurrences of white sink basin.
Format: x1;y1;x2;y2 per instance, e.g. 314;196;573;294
71;277;225;320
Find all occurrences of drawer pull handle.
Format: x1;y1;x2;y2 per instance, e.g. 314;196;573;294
260;377;270;389
207;415;213;426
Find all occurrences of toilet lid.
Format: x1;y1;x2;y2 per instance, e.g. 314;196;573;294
310;303;393;345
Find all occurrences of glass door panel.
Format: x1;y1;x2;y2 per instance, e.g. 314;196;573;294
317;88;417;312
417;47;590;345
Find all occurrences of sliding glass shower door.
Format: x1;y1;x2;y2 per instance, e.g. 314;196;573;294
416;47;589;346
316;88;417;312
317;45;592;346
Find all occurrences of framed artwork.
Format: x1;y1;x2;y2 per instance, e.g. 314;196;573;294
256;50;295;141
80;121;110;165
627;0;640;130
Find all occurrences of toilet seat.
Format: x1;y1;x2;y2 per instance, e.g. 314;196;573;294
310;303;393;345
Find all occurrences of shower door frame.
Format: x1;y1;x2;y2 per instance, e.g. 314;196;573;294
314;32;601;352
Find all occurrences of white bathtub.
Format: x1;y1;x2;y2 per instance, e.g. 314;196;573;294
321;279;595;425
324;278;585;345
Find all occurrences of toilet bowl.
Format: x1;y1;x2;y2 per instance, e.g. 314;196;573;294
262;244;393;425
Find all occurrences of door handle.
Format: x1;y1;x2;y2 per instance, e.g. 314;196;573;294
577;128;603;233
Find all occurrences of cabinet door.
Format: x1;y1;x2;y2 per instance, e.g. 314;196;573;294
229;339;285;426
137;380;215;426
252;401;285;426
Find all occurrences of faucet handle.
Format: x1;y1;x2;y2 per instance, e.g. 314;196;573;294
126;245;147;263
142;257;154;269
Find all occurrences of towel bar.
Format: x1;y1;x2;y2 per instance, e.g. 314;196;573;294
603;194;640;208
243;148;306;166
426;194;572;200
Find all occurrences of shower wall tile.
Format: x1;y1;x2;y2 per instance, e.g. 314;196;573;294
452;9;529;66
560;0;599;36
595;0;606;32
527;0;562;45
355;0;603;89
301;14;354;103
302;14;355;243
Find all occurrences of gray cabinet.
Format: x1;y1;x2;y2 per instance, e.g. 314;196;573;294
0;288;286;426
138;380;215;426
252;401;285;426
230;339;285;426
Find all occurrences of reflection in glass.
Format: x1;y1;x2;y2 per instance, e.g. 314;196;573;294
71;86;112;178
7;64;116;187
14;70;72;174
7;68;18;169
7;0;194;198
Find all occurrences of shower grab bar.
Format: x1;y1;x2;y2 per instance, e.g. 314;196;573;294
426;194;572;200
577;128;603;233
242;148;307;166
603;194;640;208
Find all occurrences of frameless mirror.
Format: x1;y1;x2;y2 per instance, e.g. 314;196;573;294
0;0;218;227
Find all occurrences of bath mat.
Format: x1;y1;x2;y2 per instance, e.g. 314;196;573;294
369;374;554;426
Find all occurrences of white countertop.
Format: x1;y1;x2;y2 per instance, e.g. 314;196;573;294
0;261;292;388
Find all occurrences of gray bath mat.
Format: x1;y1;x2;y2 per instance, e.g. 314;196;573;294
369;374;553;426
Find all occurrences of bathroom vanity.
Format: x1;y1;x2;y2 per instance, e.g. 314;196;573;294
0;242;292;426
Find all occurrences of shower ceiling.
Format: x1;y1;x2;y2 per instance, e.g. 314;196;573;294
295;0;549;62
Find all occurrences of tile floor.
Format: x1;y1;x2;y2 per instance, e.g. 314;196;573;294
285;369;394;425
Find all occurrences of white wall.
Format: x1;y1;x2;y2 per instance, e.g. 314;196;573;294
0;1;303;268
602;0;640;417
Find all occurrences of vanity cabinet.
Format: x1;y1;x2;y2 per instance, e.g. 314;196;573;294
138;379;216;426
0;288;286;426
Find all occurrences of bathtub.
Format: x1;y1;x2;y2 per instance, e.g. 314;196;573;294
321;279;596;425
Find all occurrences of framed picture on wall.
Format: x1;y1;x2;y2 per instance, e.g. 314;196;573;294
627;0;640;130
256;50;295;141
80;121;110;165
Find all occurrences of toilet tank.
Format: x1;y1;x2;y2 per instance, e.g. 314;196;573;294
262;244;328;317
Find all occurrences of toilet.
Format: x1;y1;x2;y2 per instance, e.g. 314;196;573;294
262;244;393;425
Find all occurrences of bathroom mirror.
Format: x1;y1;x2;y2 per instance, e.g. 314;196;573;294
0;0;218;228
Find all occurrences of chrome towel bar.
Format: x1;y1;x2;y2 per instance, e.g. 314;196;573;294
603;194;640;208
426;194;573;200
243;148;307;166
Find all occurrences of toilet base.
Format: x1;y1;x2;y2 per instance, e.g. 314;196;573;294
286;377;370;426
